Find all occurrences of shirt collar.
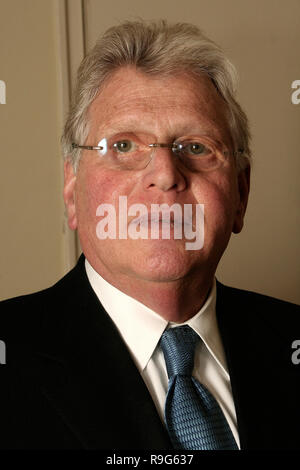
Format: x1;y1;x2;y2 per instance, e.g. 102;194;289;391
85;259;228;376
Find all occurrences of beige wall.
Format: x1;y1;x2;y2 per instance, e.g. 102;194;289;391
0;0;66;300
1;0;299;304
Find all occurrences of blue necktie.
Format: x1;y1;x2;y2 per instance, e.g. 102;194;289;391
160;325;238;450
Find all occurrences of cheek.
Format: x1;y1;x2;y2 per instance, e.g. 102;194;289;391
75;170;110;226
75;167;135;223
191;175;238;230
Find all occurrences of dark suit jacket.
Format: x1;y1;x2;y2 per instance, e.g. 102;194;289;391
0;254;299;450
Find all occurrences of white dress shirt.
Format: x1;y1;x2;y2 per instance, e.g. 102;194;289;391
85;259;240;448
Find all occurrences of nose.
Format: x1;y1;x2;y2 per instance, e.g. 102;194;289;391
142;146;187;193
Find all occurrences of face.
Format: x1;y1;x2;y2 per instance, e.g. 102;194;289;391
64;67;250;285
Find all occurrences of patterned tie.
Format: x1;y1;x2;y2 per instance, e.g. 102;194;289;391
160;325;238;450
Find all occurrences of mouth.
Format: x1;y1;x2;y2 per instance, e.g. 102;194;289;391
130;211;193;228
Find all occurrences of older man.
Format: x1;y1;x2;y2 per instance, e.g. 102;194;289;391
1;20;299;450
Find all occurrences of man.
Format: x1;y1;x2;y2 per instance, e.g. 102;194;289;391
0;20;299;450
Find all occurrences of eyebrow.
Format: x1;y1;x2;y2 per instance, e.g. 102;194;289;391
98;116;156;134
97;121;217;138
103;122;143;133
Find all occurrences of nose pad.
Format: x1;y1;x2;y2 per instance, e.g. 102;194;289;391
142;144;187;192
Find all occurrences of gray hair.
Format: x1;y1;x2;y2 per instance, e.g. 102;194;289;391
61;19;251;172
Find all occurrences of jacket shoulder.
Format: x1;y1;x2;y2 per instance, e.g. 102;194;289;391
0;255;87;340
216;280;300;335
218;281;299;309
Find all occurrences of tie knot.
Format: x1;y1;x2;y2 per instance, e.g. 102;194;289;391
160;325;200;378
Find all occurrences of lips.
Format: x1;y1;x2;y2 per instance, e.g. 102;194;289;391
130;211;191;227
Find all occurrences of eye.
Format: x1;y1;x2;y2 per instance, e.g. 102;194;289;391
112;140;136;153
184;142;209;156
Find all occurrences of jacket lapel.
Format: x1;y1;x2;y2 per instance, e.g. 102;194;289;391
34;255;171;449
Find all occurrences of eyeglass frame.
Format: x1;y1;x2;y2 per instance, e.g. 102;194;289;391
72;142;244;154
71;139;244;172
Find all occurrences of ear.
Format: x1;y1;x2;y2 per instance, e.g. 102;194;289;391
232;165;251;234
63;160;77;230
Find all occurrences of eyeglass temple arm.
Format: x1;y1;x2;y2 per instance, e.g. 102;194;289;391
72;143;103;150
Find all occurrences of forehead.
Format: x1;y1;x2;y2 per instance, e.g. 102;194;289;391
87;67;230;140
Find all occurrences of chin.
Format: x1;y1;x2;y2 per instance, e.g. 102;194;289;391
129;240;202;282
